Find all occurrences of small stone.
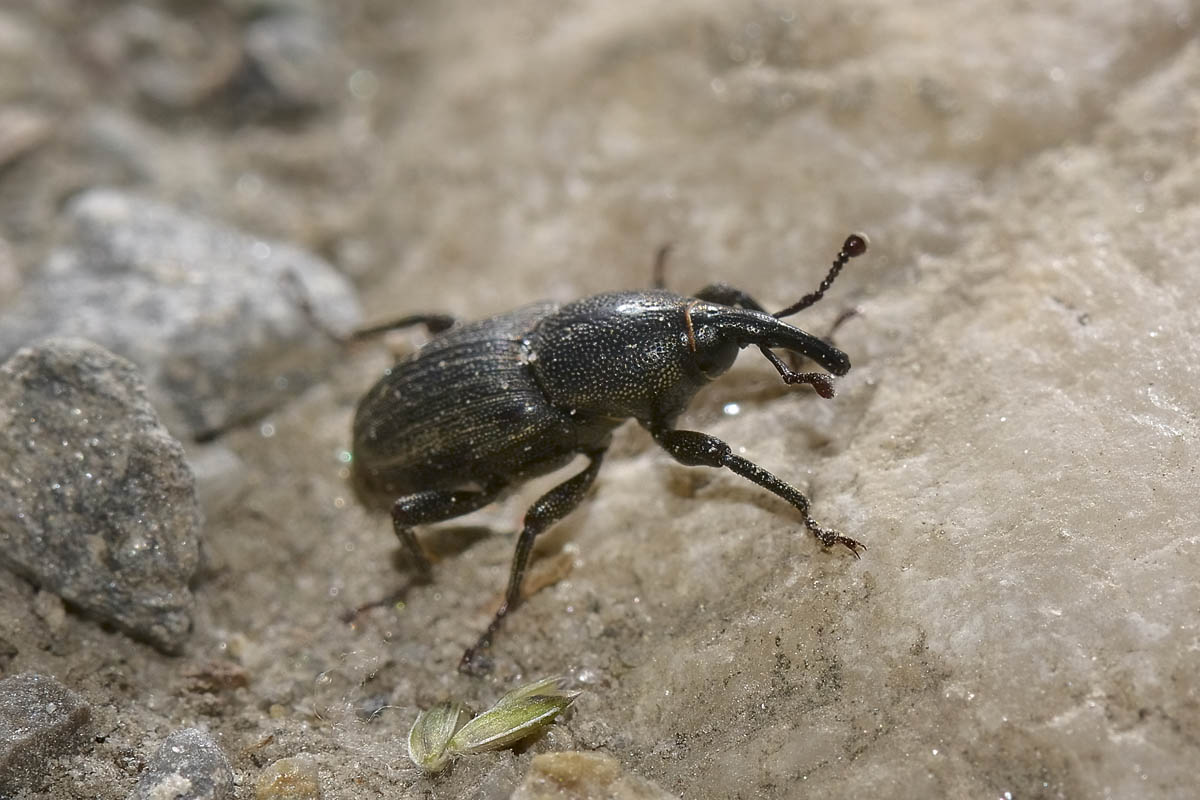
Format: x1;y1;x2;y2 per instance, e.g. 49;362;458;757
0;107;52;169
0;338;201;652
180;660;252;694
85;6;241;111
0;672;92;795
253;753;323;799
511;752;677;800
240;11;340;115
31;590;67;635
130;728;234;800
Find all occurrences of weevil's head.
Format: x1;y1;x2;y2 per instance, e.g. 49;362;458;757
687;303;850;377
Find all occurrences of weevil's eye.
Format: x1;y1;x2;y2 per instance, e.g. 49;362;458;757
692;325;739;378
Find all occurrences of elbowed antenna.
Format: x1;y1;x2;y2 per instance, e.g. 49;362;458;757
773;233;869;319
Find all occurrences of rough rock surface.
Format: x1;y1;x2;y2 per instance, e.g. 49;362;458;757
129;728;234;800
0;338;201;653
0;672;91;795
0;1;1196;799
0;188;362;440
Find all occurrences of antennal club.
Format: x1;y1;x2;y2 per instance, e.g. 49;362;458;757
773;233;869;319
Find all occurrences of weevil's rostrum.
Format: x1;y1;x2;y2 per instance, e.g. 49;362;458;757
351;234;869;674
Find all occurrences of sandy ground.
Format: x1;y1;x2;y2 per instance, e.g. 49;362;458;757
1;1;1198;798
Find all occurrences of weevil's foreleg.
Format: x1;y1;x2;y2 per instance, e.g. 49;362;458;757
392;485;505;577
692;283;770;313
757;347;837;398
460;450;606;675
649;426;865;557
353;313;457;340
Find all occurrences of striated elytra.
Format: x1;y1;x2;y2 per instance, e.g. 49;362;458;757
351;234;869;674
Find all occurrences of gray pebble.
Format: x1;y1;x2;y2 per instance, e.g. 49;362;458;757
0;188;362;440
130;728;234;800
0;672;92;795
85;5;241;111
0;338;201;652
241;11;341;115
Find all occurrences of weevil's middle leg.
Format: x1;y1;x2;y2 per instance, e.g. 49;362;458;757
460;450;606;675
648;425;865;557
392;484;506;577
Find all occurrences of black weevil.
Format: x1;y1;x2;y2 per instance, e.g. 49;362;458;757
351;234;868;673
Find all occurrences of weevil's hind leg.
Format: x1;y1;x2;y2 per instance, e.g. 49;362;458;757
647;425;865;557
281;269;457;344
283;275;457;347
353;313;457;340
392;483;507;577
281;269;364;345
460;450;607;675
